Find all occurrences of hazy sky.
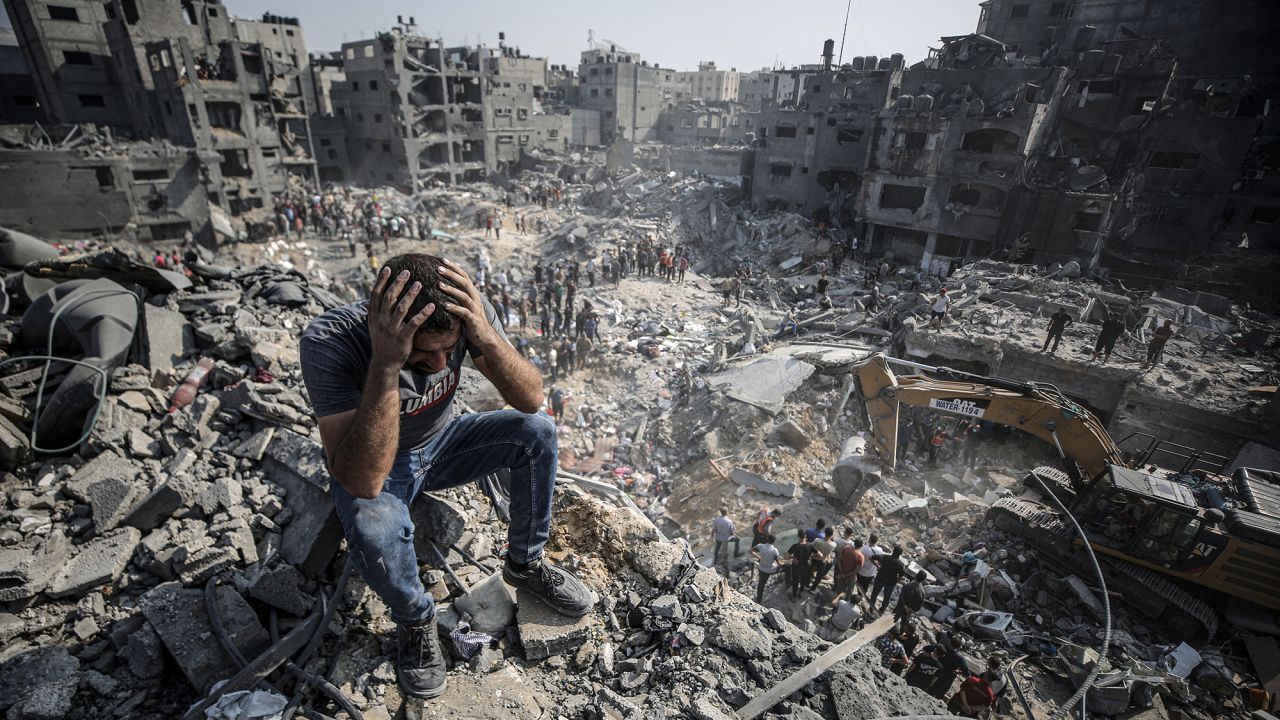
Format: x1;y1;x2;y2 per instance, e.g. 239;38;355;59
3;1;981;70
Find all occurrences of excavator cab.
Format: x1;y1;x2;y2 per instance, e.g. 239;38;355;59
1075;465;1228;574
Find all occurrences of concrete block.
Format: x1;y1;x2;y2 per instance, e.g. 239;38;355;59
139;582;270;692
119;621;165;679
122;479;190;531
84;474;144;534
176;545;239;585
516;588;596;660
453;574;517;636
142;304;194;373
261;430;342;575
0;530;71;601
728;467;797;498
48;528;141;599
775;419;812;450
411;493;469;561
247;564;314;617
65;450;139;504
0;646;80;720
231;427;275;461
215;477;243;510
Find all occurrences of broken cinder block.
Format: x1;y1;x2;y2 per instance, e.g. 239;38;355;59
139;582;270;693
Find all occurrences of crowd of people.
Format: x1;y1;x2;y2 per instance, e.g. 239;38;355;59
712;506;1004;717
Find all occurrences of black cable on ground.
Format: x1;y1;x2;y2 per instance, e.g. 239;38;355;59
1032;475;1112;719
205;570;361;719
282;555;358;720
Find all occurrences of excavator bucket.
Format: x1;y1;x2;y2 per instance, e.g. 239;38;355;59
851;353;900;470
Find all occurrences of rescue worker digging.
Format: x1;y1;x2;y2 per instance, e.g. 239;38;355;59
299;254;593;699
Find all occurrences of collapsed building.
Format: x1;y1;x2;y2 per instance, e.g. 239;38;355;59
2;0;319;236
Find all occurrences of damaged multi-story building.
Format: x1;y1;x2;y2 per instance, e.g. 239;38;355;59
329;21;572;188
975;0;1280;268
747;45;902;220
1;0;318;240
577;44;690;144
744;0;1279;279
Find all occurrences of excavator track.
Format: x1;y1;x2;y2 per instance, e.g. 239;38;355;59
987;497;1219;640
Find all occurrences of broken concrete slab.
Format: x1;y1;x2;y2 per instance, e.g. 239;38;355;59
831;436;882;508
261;429;343;575
48;527;141;598
0;530;71;601
122;479;191;531
0;646;79;720
139;582;271;693
707;355;815;415
83;473;144;534
709;614;772;660
141;304;195;373
729;467;798;498
516;589;596;660
410;493;469;560
453;574;517;636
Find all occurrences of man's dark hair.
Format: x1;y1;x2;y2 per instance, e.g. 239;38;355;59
816;519;826;530
381;254;456;333
916;570;927;581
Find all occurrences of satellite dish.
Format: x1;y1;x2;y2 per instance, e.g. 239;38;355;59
1070;165;1107;191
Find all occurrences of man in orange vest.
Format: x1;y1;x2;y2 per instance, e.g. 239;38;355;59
752;507;781;547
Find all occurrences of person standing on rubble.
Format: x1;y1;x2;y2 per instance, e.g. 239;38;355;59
299;255;593;699
869;546;906;614
1091;314;1125;363
930;633;971;700
928;426;947;468
586;256;596;287
808;528;837;590
1040;307;1073;354
929;288;950;330
856;534;886;598
752;507;782;547
894;570;927;621
785;533;814;600
711;508;740;568
1144;319;1175;367
832;538;864;597
678;253;690;284
751;533;782;604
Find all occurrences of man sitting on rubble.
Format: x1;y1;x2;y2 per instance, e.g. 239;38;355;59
299;254;593;699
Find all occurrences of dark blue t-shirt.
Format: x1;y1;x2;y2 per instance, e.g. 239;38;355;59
299;299;507;452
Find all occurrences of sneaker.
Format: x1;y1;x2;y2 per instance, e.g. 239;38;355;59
503;557;594;617
396;618;447;698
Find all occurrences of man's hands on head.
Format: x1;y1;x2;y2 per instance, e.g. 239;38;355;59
368;266;435;374
437;259;502;352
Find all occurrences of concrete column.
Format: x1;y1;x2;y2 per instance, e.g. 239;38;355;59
920;231;938;272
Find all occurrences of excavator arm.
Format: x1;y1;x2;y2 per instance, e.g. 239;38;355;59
852;353;1127;479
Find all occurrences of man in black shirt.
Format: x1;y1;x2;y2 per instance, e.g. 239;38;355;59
1040;307;1073;354
894;570;927;621
905;645;945;690
786;535;814;600
870;546;905;613
930;633;972;700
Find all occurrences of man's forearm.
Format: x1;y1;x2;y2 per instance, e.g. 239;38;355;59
331;367;400;498
475;336;543;412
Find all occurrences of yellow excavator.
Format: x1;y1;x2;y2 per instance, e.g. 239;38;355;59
851;353;1280;639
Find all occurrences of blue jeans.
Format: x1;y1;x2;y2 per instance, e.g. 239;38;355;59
331;410;558;626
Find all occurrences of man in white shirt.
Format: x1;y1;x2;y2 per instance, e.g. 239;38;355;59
930;289;950;330
857;533;886;598
751;534;782;604
825;591;863;640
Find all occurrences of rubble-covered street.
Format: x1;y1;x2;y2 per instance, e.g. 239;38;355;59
2;1;1280;719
